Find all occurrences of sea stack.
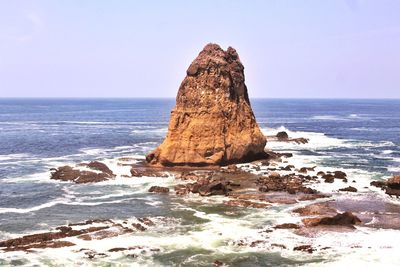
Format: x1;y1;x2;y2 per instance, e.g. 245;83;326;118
146;43;267;166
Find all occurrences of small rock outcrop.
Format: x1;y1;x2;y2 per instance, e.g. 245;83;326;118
50;161;115;183
146;43;267;166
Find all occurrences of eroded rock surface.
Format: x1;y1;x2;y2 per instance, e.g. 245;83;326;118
146;43;267;166
50;161;115;183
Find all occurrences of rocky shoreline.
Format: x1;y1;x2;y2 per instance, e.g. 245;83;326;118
2;131;399;263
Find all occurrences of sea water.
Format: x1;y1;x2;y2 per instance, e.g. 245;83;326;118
0;98;399;266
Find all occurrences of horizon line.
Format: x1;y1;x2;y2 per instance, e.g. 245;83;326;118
0;96;399;100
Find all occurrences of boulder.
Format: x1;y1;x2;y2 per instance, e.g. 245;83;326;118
305;212;361;227
198;181;229;196
276;131;289;140
146;43;267;166
385;176;400;197
339;186;357;192
148;186;170;194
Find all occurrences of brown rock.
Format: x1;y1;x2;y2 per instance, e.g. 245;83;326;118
198;181;229;196
306;212;361;227
333;171;347;179
50;161;115;184
214;260;224;266
146;43;267;166
276;131;289;140
293;245;314;253
293;202;337;216
148;186;170;194
130;167;169;178
370;180;385;188
339;186;357;192
386;176;400;197
274;223;300;229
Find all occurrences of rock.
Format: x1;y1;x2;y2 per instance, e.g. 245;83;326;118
271;243;287;249
370;176;400;197
386;176;400;188
198;181;229;196
370;180;385;188
269;172;281;179
0;224;109;251
256;173;318;195
146;43;267;166
339;186;357;192
292;202;337;216
281;165;294;171
306;212;361;227
333;171;347;179
148;186;170;194
386;176;400;197
276;131;289;140
50;161;115;183
293;245;314;253
130;167;169;178
323;174;335;183
274;223;300;229
86;161;114;176
298;167;308;174
138;217;155;226
132;223;146;232
317;171;325;176
214;260;224;266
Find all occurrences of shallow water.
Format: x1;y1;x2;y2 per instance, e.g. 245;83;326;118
0;98;399;266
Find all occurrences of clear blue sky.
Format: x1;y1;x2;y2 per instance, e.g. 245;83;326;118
1;0;399;98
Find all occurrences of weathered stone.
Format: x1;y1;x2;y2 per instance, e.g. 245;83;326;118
148;186;170;194
339;186;357;192
50;161;115;183
146;43;267;166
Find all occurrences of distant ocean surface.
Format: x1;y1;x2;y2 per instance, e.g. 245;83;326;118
0;98;399;266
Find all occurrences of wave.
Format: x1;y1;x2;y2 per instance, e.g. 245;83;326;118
311;115;350;121
0;153;31;161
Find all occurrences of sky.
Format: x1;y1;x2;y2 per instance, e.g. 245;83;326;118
0;0;399;98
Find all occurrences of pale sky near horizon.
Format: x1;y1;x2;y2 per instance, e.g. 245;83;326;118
0;0;399;98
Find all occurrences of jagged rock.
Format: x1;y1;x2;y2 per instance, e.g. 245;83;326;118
148;186;170;194
198;181;229;196
50;161;115;183
303;212;361;228
146;43;267;166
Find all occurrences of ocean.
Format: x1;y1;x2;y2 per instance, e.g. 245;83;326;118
0;98;399;266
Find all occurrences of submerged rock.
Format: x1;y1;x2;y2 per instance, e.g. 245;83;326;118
146;43;267;166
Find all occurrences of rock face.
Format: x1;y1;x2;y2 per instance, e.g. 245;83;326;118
50;161;115;183
146;43;267;166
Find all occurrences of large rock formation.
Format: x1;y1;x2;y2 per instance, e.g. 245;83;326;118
146;43;267;166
